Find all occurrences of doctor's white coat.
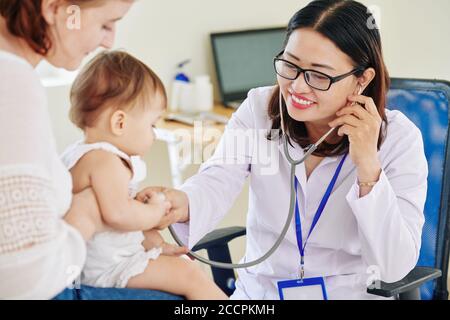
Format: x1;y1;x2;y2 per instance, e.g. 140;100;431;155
173;86;427;300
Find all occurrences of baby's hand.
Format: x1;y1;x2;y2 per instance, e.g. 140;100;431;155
143;191;171;216
138;190;179;229
160;242;190;257
142;229;189;256
142;229;164;250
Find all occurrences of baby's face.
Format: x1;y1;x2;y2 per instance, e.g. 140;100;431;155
123;96;165;156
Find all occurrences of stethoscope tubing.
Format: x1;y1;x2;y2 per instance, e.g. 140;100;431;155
168;88;337;269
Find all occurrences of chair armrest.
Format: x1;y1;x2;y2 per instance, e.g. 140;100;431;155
367;266;442;298
192;226;246;252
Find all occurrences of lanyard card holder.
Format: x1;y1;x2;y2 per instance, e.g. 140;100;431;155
279;154;347;300
278;277;328;300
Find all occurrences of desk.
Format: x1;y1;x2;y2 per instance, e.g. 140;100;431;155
155;104;235;187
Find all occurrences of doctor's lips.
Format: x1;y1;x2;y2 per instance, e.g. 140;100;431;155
289;92;317;110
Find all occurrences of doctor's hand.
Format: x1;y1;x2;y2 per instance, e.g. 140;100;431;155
328;94;383;183
136;187;190;230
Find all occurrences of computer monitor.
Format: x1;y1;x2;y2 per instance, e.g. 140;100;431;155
211;27;286;108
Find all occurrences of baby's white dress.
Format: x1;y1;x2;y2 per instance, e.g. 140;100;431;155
61;141;162;288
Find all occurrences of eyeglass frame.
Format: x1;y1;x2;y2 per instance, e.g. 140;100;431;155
273;51;365;91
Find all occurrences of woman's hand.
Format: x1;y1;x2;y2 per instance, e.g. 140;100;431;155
136;187;190;230
64;188;105;241
328;94;382;185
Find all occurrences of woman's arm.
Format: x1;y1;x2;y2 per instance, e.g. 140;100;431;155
346;120;427;283
329;95;427;283
0;58;89;299
0;167;89;299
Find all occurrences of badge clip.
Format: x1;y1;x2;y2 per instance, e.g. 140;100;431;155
299;257;305;282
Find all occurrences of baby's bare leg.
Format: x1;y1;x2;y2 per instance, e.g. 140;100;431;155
127;255;228;300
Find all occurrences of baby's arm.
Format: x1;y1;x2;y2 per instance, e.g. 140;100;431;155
81;150;170;232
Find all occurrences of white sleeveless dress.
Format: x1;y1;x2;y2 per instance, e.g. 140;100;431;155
61;141;162;288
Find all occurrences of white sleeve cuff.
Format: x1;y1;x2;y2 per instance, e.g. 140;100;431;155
345;169;397;231
173;184;215;250
346;169;387;203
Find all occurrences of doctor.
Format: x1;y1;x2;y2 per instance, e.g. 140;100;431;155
140;0;427;299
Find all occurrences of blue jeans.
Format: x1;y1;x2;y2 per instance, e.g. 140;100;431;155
53;286;183;300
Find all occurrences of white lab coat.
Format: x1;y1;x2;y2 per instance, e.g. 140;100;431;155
173;86;427;300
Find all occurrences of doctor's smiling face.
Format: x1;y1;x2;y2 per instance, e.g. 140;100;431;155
277;27;373;128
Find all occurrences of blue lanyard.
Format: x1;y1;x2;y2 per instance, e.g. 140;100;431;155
294;153;348;280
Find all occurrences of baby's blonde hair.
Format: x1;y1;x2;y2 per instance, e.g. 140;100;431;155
70;50;166;129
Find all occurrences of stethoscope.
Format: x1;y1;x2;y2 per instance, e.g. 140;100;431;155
167;88;339;269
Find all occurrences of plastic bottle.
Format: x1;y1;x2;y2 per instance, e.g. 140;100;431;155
169;60;191;112
179;82;196;113
194;75;214;112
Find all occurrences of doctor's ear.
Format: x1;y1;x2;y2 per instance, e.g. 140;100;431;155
356;67;376;94
110;110;127;136
41;0;65;25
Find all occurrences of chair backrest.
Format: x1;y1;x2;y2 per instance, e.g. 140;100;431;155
387;78;450;300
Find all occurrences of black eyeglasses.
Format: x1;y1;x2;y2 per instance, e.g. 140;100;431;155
273;53;364;91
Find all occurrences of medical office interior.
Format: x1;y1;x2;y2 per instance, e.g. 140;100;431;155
37;0;450;299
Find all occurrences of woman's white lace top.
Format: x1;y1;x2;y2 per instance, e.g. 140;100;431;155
0;51;86;299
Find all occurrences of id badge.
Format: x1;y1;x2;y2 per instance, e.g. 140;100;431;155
277;277;328;300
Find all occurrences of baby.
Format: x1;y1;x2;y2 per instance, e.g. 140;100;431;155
61;50;227;300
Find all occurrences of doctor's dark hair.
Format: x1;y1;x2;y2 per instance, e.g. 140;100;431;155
0;0;108;55
267;0;389;157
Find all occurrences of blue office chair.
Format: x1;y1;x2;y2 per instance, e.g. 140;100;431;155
193;78;450;300
367;78;450;300
54;78;449;300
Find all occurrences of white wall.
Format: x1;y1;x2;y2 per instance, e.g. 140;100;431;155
114;0;450;96
364;0;450;81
